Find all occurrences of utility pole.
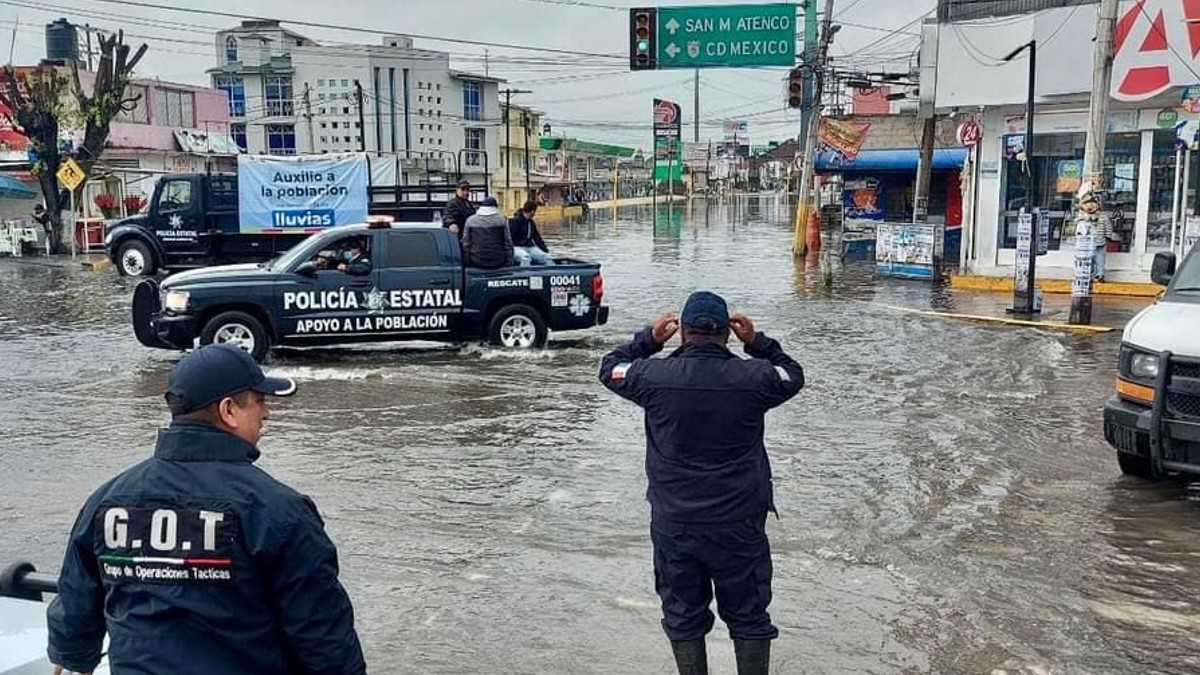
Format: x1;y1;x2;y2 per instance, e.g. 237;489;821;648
522;111;533;203
1003;39;1038;316
302;83;315;154
501;88;532;204
1071;0;1120;325
693;69;700;143
913;119;936;224
353;80;366;152
793;0;836;255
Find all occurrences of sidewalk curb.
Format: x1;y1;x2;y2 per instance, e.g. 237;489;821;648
869;302;1117;334
949;274;1161;298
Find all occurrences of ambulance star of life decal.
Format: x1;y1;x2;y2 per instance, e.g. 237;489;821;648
169;214;183;229
568;294;591;317
364;286;388;313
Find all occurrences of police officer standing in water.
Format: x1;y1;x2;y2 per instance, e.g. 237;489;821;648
598;291;804;675
47;344;366;675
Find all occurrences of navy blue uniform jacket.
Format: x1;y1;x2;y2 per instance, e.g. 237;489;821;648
46;422;366;675
599;329;804;524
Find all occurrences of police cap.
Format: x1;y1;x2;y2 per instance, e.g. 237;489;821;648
681;290;729;332
166;344;296;414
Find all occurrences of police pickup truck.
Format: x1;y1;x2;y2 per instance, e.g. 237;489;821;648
132;219;609;360
1105;248;1200;479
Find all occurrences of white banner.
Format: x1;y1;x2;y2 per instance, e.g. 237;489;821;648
238;153;369;233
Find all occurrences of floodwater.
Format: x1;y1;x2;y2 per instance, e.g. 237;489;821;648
1;195;1196;674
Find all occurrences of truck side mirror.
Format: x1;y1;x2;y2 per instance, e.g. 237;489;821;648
295;261;318;277
1151;251;1176;286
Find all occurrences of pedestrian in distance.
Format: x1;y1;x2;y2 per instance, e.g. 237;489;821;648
47;343;366;675
598;290;805;675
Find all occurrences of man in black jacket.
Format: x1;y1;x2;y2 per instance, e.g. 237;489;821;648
47;344;366;675
442;180;476;238
509;200;552;266
598;291;804;675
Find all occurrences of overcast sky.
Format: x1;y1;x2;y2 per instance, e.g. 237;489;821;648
0;0;933;149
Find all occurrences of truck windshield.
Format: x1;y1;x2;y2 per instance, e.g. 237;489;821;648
1169;248;1200;293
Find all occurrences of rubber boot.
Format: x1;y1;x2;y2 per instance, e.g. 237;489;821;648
733;639;770;675
669;639;708;675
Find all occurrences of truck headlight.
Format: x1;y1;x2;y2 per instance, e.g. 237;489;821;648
1130;352;1160;379
163;289;190;313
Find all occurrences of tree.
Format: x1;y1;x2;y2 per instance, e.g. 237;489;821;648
0;31;146;253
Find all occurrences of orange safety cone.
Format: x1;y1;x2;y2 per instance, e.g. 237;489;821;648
806;210;822;253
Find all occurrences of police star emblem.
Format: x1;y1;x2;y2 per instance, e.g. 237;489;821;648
364;286;388;314
169;214;183;229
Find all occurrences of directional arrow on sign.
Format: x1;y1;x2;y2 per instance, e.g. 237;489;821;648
665;43;680;58
666;18;680;35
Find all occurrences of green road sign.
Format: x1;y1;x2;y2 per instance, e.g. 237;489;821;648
656;4;795;69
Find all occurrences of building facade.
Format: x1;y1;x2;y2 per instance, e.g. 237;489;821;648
931;0;1199;281
210;21;501;184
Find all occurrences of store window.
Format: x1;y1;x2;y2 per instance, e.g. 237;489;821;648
999;131;1141;251
1148;130;1182;254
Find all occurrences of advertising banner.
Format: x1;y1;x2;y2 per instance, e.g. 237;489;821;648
819;118;870;161
237;153;368;233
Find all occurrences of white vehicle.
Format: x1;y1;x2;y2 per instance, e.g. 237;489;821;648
1104;248;1200;478
0;562;110;675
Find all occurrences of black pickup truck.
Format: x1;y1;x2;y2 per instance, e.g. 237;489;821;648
131;220;609;360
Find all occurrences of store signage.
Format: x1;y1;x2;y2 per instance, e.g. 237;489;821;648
1113;0;1200;101
956;119;981;147
1157;108;1180;127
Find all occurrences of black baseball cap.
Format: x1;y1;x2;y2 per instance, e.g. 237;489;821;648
680;290;729;332
166;344;296;414
456;180;471;189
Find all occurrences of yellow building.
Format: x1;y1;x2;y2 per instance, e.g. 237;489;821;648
494;102;547;214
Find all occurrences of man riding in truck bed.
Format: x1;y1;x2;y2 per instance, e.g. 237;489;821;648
442;180;476;239
462;197;514;269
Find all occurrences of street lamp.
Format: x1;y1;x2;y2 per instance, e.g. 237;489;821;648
1004;39;1038;316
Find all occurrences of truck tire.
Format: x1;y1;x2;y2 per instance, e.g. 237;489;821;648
1117;452;1157;480
200;311;270;362
488;304;547;349
116;240;157;277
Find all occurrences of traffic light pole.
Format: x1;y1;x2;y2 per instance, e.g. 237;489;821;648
793;0;835;256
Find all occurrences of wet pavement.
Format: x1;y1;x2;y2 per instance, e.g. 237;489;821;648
0;194;1195;674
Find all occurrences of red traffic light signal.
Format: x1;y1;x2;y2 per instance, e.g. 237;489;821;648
629;8;657;71
787;66;804;109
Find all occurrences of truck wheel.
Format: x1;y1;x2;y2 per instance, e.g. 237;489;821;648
200;311;269;361
1117;452;1157;480
489;304;547;349
116;240;157;277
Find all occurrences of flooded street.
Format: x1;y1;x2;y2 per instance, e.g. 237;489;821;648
2;195;1197;674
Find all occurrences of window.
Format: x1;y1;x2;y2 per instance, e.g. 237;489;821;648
436;83;441;91
319;93;326;101
344;136;351;143
437;124;442;131
158;179;192;211
419;137;425;144
438;138;443;145
355;136;362;144
153;88;195;127
386;232;440;268
437;110;442;118
343;106;350;115
320;135;327;143
419;123;425;131
318;79;325;87
267;124;296;155
265;76;294;116
462;80;481;121
341;79;349;87
318;107;326;115
354;122;361;129
215;76;244;117
418;95;424;102
332;122;339;129
465;127;483;166
225;36;238;63
436;97;441;104
117;84;149;124
231;123;247;151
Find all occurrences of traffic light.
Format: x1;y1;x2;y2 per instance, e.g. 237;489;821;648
630;8;657;71
787;66;804;109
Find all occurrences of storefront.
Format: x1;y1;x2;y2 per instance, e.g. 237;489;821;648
966;105;1189;281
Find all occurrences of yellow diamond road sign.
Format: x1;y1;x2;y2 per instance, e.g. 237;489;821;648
56;157;84;191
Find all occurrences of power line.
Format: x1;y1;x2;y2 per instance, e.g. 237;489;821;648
15;0;629;60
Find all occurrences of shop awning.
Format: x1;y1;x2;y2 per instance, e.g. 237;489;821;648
816;148;968;172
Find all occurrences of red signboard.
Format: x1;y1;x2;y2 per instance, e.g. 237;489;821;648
1113;0;1200;101
957;119;981;147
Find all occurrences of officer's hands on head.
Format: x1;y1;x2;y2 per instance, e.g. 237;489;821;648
729;314;756;345
651;313;680;346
